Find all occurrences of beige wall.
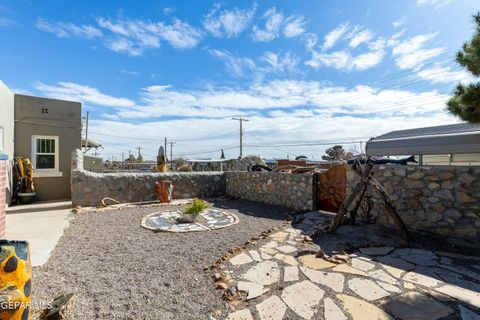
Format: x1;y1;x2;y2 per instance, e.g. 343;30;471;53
0;81;14;204
14;94;81;201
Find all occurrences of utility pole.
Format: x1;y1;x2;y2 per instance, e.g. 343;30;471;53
169;142;176;170
122;152;125;169
136;146;142;158
83;111;90;154
232;117;249;158
164;137;167;162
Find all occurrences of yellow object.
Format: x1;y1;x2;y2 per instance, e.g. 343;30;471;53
0;241;32;320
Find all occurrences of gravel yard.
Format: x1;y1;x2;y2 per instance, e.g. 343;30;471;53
31;200;291;320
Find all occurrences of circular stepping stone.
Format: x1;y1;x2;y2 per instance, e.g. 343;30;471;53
281;280;324;320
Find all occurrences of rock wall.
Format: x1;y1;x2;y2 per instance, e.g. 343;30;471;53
225;171;314;211
347;164;480;242
71;150;226;207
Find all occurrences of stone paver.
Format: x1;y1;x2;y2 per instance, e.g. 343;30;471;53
237;281;269;300
284;266;299;282
359;246;394;256
336;294;393;320
377;281;401;293
298;254;336;269
264;241;278;248
274;253;298;266
403;269;442;288
394;248;438;266
351;258;375;272
260;247;277;256
459;305;480;320
348;278;390;301
376;256;415;278
281;280;324;320
243;261;281;286
260;252;273;260
226;309;254;320
368;269;399;285
231;253;254;266
435;285;480;309
256;295;287;320
249;250;262;262
381;292;453;320
276;245;298;254
332;264;368;276
300;266;345;293
324;297;347;320
403;282;416;290
270;232;289;242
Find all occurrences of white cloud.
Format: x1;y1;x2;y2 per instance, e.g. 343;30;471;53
392;17;406;28
209;49;256;77
392;33;445;69
416;63;473;83
35;82;135;107
349;29;373;48
262;52;299;73
322;22;350;50
203;3;257;38
283;16;306;38
36;18;102;39
416;0;453;8
252;7;284;42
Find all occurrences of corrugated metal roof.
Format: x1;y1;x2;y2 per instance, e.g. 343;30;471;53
373;123;480;141
366;123;480;156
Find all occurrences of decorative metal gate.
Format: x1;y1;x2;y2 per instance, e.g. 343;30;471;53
313;164;347;213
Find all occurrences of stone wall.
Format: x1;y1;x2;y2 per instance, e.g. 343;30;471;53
225;171;314;211
71;150;225;207
347;164;480;242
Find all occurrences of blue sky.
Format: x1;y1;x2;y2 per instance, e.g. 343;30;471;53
0;0;478;160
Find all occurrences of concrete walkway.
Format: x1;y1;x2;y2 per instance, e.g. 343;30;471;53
6;200;74;266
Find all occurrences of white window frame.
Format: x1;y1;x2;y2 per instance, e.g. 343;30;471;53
31;135;62;177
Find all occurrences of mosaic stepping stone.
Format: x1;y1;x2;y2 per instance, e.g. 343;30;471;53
377;281;401;293
226;309;253;320
300;266;345;293
230;253;253;266
270;231;289;242
336;294;393;320
348;278;390;301
281;280;324;320
263;241;278;248
260;252;273;260
259;247;277;256
381;292;453;320
256;295;287;320
243;261;280;286
324;297;347;320
237;281;269;300
368;269;399;286
298;254;336;270
375;256;414;278
141;209;238;232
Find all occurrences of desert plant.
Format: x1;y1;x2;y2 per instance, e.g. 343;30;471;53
178;164;193;172
184;198;208;215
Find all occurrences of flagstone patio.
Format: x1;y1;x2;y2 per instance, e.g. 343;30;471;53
217;211;480;320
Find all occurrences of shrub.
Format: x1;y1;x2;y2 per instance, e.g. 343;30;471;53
178;164;193;172
184;198;208;215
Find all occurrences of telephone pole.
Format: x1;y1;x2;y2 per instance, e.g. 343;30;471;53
232;117;249;158
169;142;176;170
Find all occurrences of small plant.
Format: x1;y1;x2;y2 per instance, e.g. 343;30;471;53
184;198;208;215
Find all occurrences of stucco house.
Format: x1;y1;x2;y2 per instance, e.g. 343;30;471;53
0;80;82;203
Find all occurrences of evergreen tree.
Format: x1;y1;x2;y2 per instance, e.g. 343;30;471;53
322;145;347;161
447;13;480;123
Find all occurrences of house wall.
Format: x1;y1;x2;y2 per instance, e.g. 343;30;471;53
347;164;480;242
0;81;14;205
225;171;314;211
14;95;81;201
0;158;7;237
83;155;103;173
71;150;225;207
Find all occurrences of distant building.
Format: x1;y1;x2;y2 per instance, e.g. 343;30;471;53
187;158;229;171
277;158;331;169
366;123;480;166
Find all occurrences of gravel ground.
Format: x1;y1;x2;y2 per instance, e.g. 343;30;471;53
31;200;291;320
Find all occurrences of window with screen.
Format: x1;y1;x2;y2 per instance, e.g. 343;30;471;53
32;136;58;171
